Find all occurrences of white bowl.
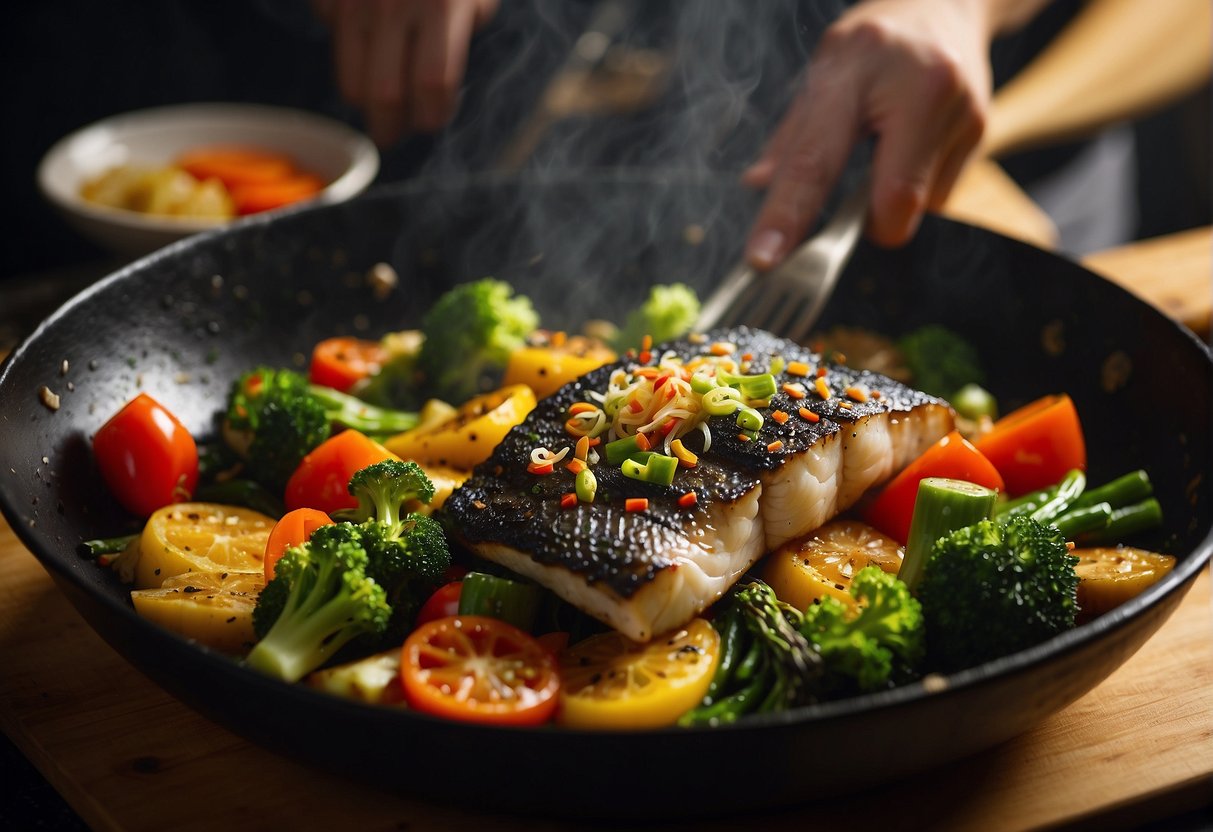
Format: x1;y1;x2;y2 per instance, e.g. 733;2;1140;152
37;102;380;257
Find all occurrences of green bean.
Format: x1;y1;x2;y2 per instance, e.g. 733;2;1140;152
995;487;1054;518
1031;469;1086;524
1051;502;1113;539
1070;470;1152;512
1081;498;1164;544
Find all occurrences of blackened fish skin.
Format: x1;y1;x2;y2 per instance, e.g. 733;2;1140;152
443;326;946;601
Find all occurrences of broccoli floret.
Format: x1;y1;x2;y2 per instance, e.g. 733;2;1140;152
416;278;539;404
338;460;436;532
340;461;452;644
800;567;925;696
918;516;1079;673
611;283;701;352
225;368;330;492
223;368;417;492
247;523;391;683
897;325;985;398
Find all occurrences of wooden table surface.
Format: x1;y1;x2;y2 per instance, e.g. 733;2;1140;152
1;512;1210;832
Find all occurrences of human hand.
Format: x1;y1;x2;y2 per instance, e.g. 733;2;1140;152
743;0;994;267
314;0;499;146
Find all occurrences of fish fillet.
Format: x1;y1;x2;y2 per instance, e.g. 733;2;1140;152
443;327;952;641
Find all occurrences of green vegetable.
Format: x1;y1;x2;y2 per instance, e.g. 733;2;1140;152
1052;502;1113;538
78;534;139;559
897;325;985;398
900;477;997;592
734;406;764;432
1029;468;1086;524
621;452;678;486
950;383;999;420
306;384;418;436
610;283;701;352
918;516;1079;673
416;278;539;405
338;461;451;644
458;572;541;631
993;487;1053;519
575;468;598;503
605;434;647;466
1080;497;1164;544
679;581;820;726
1070;469;1152;512
717;370;778;401
799;566;925;696
224;367;329;492
223;367;417;492
247;523;391;683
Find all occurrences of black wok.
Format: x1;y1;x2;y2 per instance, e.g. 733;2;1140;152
1;173;1209;819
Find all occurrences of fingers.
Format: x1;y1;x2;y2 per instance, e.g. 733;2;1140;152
324;0;497;145
743;0;992;260
332;0;372;109
412;0;478;132
744;57;863;270
365;2;415;146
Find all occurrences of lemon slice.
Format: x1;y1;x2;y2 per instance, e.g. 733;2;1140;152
131;572;263;654
762;519;904;611
557;618;720;730
136;503;275;589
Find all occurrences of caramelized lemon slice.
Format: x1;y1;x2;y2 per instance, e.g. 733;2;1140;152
761;519;904;611
131;571;263;654
557;618;719;730
136;503;275;589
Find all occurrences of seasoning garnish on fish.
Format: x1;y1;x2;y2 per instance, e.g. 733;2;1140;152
443;327;954;642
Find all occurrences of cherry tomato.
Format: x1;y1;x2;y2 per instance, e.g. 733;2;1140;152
864;430;1004;544
974;394;1086;496
93;393;198;517
308;337;389;393
415;581;463;627
284;429;399;514
263;508;334;582
401;616;560;726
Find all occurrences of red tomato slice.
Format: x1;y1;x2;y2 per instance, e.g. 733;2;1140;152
92;393;198;517
401;616;560;726
415;582;463;627
284;430;399;514
263;508;334;582
864;430;1004;544
309;337;388;393
974;394;1086;496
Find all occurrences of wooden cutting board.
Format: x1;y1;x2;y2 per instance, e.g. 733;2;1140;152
1;512;1210;832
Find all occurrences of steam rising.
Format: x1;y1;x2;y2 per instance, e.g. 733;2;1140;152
411;0;846;320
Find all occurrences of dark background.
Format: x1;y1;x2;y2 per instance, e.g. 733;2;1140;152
3;0;1209;282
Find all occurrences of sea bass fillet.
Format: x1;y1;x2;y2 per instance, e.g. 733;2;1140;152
443;327;952;641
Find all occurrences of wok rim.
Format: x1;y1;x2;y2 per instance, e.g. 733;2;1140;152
1;171;1210;742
